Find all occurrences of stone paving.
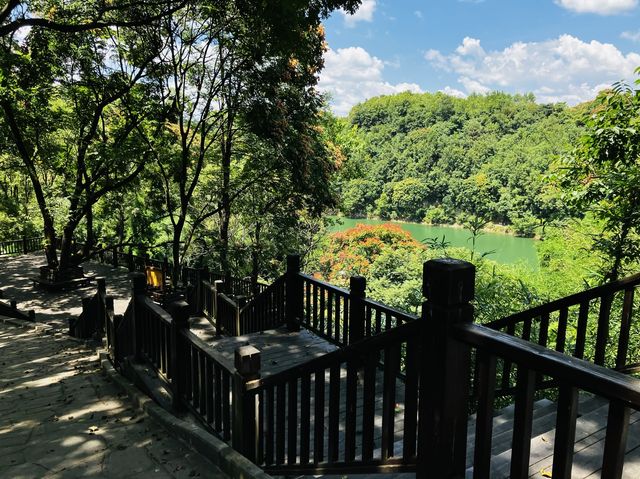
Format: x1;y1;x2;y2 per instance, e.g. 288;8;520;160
0;252;132;330
0;322;228;479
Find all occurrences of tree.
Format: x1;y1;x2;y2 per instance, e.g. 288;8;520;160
559;77;640;281
0;0;187;37
0;24;156;270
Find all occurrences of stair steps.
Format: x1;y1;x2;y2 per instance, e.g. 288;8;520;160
465;393;640;478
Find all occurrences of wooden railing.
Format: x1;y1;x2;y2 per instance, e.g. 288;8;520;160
456;323;640;479
241;320;421;475
298;273;417;347
69;277;109;339
201;275;286;336
485;272;640;396
0;292;35;322
119;274;239;441
108;260;640;478
0;236;42;255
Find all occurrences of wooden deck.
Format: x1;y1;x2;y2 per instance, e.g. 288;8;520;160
190;317;640;478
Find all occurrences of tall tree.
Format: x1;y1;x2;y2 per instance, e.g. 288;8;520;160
560;76;640;281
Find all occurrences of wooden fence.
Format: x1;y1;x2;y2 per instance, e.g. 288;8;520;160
485;272;640;397
104;259;640;478
0;236;42;256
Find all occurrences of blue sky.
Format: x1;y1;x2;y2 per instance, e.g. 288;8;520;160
318;0;640;115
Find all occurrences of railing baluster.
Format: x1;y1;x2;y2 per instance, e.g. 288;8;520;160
510;366;536;479
300;373;311;466
222;369;231;441
403;335;420;460
199;349;206;414
538;312;550;347
556;307;568;354
381;344;399;460
344;357;358;462
362;351;377;461
501;323;516;390
473;351;497;479
287;378;298;465
319;286;325;336
552;386;578;479
601;399;630;479
276;383;286;464
595;294;614;366
616;288;634;370
214;364;222;431
313;369;325;464
265;386;274;466
575;299;590;359
312;283;318;330
334;294;340;343
327;290;333;339
206;357;214;425
328;364;340;462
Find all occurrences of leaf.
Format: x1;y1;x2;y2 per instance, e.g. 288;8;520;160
541;468;552;477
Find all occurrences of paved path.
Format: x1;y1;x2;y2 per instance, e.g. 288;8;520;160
0;321;227;479
0;252;132;330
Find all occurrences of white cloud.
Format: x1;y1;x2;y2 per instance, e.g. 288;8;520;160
621;30;640;42
555;0;638;15
340;0;376;27
319;46;422;115
440;86;467;98
425;35;640;104
414;10;423;19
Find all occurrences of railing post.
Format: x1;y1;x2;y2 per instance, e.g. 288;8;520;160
22;236;28;254
286;254;302;331
112;245;118;268
214;280;224;335
417;258;475;479
96;277;106;339
127;247;134;272
10;299;17;309
129;272;146;361
162;256;169;290
349;276;366;344
167;300;190;413
233;345;261;462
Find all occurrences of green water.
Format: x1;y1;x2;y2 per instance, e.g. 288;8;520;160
327;217;539;270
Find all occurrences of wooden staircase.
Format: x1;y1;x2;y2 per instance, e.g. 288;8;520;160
466;394;640;478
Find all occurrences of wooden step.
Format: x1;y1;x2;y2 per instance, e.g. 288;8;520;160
467;396;638;478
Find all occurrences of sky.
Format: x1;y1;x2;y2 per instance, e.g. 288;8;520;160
318;0;640;115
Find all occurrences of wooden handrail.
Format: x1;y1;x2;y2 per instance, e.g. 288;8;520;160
138;294;173;325
487;272;640;330
246;319;421;391
455;322;640;407
299;272;350;296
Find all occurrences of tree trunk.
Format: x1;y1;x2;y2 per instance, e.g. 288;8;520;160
58;226;76;271
251;223;261;297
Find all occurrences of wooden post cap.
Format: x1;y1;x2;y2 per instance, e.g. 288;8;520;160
349;276;366;296
97;277;106;291
167;300;190;325
235;345;261;379
129;272;146;292
423;258;475;306
287;254;301;272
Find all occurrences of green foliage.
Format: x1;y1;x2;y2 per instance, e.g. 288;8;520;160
558;78;640;281
336;91;582;230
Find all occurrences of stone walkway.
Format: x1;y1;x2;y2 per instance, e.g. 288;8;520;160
0;252;132;330
0;321;228;479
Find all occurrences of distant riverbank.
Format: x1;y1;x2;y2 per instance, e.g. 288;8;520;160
326;217;539;270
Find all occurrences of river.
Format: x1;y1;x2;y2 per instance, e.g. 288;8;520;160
327;217;539;270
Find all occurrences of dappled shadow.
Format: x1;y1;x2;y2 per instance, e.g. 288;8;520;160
0;323;222;477
0;253;132;330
